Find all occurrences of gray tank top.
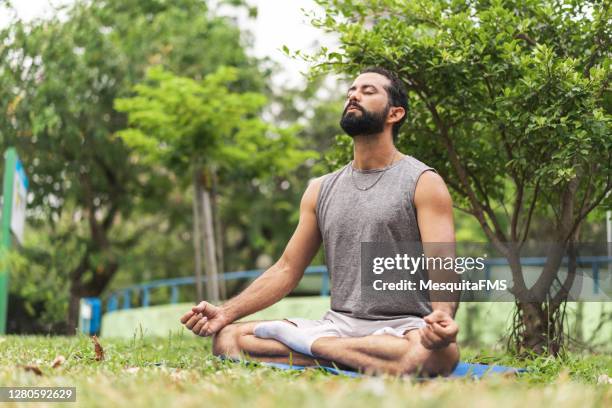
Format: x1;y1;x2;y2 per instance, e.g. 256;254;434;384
316;154;437;319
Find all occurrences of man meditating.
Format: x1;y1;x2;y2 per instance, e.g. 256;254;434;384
180;67;460;376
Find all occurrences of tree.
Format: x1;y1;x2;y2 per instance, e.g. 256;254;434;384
212;75;347;284
307;0;611;354
0;0;266;333
115;66;316;302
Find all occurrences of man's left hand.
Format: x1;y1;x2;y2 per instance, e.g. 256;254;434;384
418;310;459;350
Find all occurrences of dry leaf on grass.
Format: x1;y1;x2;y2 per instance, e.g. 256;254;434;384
91;335;105;361
51;355;66;368
19;364;43;376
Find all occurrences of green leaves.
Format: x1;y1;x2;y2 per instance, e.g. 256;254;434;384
115;65;312;178
0;0;277;328
310;0;610;238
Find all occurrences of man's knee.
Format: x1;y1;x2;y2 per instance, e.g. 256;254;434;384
212;324;241;358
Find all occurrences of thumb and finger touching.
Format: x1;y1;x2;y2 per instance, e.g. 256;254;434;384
192;301;209;313
424;310;451;324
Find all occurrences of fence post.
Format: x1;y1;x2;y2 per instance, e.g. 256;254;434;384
107;294;118;312
122;289;131;310
142;288;150;307
171;286;179;304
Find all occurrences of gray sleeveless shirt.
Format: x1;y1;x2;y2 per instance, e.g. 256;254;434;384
315;154;437;319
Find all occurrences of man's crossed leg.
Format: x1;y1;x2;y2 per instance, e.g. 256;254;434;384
181;304;459;376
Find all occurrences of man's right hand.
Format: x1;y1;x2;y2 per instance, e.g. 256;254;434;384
179;178;323;337
179;301;232;337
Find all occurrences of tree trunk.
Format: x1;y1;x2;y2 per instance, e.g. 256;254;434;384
199;175;220;303
211;168;226;300
515;301;564;355
519;302;548;354
514;240;578;355
66;260;118;335
64;169;122;334
192;167;204;302
67;289;82;335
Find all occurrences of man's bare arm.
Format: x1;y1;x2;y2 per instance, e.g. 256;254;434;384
414;170;458;316
180;177;323;336
220;177;323;322
414;171;460;349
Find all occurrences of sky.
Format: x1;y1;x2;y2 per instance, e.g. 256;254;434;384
0;0;337;87
233;0;337;87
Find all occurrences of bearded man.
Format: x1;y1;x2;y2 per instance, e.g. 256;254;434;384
180;67;460;376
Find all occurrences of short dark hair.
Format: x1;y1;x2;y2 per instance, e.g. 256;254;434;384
359;67;408;142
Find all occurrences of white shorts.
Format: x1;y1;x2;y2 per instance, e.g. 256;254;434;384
285;310;426;338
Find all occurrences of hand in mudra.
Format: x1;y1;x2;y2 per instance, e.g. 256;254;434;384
418;310;459;350
179;301;231;337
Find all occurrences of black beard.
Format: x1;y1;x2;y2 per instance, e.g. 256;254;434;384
340;103;389;137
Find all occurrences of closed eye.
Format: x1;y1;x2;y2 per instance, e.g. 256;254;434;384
346;85;378;97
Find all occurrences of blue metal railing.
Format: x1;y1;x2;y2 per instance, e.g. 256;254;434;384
105;257;611;313
105;265;329;312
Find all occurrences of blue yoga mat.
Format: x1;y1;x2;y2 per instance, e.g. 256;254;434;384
227;358;524;379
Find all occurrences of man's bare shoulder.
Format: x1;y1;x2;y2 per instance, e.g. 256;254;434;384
302;165;348;209
308;175;326;188
414;170;452;207
302;176;325;209
417;170;446;188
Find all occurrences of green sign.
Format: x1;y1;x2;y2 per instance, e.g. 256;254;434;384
0;148;28;334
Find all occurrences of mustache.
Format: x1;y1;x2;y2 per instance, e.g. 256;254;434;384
343;102;365;115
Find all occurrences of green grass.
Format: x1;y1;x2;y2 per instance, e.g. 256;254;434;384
101;298;612;353
1;334;610;408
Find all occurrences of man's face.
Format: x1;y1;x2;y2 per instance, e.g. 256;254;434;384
340;72;392;137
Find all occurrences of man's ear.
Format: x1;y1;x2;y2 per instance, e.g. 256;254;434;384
387;106;406;124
